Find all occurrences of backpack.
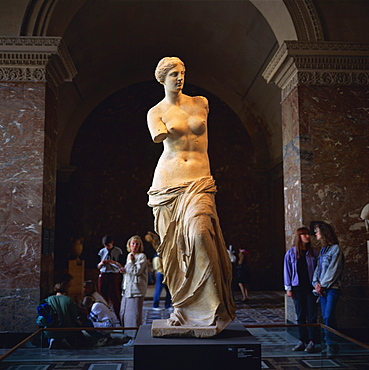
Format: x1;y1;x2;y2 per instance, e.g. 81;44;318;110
36;299;59;327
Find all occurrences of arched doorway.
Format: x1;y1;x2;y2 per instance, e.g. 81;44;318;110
48;0;288;291
56;80;284;290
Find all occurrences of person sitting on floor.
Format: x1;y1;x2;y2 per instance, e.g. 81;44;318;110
81;296;117;346
45;282;85;349
83;280;109;305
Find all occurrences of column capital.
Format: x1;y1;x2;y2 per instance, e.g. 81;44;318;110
0;36;77;89
263;41;369;100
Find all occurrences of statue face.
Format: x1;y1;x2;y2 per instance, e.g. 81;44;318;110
164;64;185;92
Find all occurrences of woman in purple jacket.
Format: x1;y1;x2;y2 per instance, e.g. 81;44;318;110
284;227;319;353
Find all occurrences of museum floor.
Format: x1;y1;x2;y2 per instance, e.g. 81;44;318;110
1;290;369;370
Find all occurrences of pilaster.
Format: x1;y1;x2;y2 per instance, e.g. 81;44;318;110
264;41;369;329
0;37;76;332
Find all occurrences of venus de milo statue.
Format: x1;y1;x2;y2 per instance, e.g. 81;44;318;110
147;57;235;337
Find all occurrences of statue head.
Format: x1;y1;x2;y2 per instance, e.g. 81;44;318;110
155;56;185;84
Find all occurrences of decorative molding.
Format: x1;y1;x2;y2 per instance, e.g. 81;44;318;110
0;67;46;81
0;37;77;90
20;0;57;36
0;36;61;47
263;41;369;100
303;0;324;41
272;41;369;54
20;0;38;36
284;0;324;41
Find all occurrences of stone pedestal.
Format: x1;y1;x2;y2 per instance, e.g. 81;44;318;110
68;259;85;301
134;323;261;370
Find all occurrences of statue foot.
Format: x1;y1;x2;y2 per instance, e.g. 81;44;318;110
167;317;181;326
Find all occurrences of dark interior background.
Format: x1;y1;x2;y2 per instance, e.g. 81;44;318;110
55;80;285;290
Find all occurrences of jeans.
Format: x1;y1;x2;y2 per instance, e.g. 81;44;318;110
153;272;171;308
292;286;318;342
320;288;340;345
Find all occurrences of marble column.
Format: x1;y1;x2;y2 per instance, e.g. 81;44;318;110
264;41;369;329
0;37;76;332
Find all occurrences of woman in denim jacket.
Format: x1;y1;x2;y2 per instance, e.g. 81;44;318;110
312;222;344;357
284;227;319;353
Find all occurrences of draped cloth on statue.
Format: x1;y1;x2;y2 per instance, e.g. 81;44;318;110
148;176;235;332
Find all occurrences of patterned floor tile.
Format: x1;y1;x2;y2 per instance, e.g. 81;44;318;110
1;292;368;370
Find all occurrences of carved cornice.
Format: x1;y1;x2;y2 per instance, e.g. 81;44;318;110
0;37;77;90
263;41;369;100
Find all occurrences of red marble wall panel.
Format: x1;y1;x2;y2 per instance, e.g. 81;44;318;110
0;81;49;332
0;82;46;289
282;84;369;328
40;84;58;297
0;83;46;181
43;84;57;227
282;87;303;248
298;85;369;286
1;225;41;284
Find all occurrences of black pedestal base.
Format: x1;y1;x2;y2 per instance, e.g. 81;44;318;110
134;322;261;370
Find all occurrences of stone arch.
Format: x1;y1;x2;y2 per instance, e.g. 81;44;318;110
20;0;87;36
21;0;323;42
16;0;325;172
250;0;324;43
15;1;305;291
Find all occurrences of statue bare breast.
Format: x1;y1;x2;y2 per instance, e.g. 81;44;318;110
148;96;210;188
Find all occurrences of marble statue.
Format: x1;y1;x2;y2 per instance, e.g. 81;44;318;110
71;236;84;262
147;57;235;337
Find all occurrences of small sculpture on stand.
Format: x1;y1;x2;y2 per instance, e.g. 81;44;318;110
71;236;84;265
68;236;85;301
